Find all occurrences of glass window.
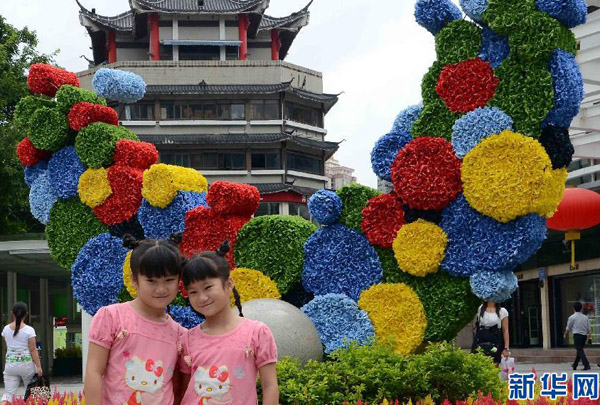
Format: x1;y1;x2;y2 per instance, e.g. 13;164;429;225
204;103;216;119
558;274;600;347
179;45;220;61
263;100;279;120
190;104;203;119
285;102;323;127
223;152;245;169
287;153;322;175
160;152;189;167
217;103;231;120
255;202;280;216
231;103;245;120
130;103;154;120
203;153;218;169
250;100;280;120
225;46;239;60
289;202;310;220
252;151;280;170
250;100;264;120
160;103;174;120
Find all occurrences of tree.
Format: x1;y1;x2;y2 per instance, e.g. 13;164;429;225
0;15;56;234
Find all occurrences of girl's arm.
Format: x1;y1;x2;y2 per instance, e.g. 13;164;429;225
258;363;279;405
173;370;190;405
28;337;43;376
502;316;510;355
84;342;110;405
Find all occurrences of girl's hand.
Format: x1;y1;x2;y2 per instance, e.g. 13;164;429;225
37;368;43;377
502;348;510;357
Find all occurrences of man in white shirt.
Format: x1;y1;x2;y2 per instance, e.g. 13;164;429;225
564;301;592;370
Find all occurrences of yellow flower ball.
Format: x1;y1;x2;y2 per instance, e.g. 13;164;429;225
392;219;446;277
462;130;558;223
142;164;208;208
122;251;137;298
230;268;281;306
78;168;112;208
537;168;568;218
358;283;427;355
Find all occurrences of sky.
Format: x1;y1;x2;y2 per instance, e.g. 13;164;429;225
0;0;454;188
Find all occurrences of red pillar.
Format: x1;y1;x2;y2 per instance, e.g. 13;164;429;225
148;13;161;61
107;30;117;63
270;30;281;61
238;14;250;61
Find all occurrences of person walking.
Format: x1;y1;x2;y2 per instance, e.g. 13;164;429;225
1;302;43;404
564;301;592;370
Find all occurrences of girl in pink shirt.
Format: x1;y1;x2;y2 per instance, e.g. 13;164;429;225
85;234;186;405
179;241;279;405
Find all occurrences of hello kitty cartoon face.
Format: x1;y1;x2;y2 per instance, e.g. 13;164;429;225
193;365;230;399
124;356;164;394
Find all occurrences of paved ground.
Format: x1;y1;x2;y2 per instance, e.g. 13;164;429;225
2;363;600;400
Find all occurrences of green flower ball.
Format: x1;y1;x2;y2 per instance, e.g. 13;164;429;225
14;96;55;132
28;107;72;152
411;98;460;141
75;122;138;168
56;85;106;114
336;183;380;232
422;61;445;105
435;20;483;66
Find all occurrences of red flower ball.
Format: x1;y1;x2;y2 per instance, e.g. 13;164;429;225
114;140;158;170
361;193;406;248
180;206;251;268
179;280;189;298
94;166;143;225
16;137;52;166
68;102;119;131
206;181;260;217
27;64;80;98
391;137;462;211
436;58;499;114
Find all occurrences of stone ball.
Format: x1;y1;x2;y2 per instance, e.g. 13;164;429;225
240;298;323;363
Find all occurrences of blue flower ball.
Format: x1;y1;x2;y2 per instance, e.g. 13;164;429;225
308;190;342;225
371;131;412;181
71;233;128;315
303;224;382;301
169;305;204;329
452;107;513;158
459;0;488;23
29;172;59;225
535;0;587;28
415;0;463;35
391;104;424;134
92;68;147;104
302;294;374;353
47;146;86;199
479;27;510;69
470;270;518;303
25;161;48;187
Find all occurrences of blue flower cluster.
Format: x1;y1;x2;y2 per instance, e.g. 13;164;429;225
301;294;374;353
540;126;574;169
92;68;147;104
535;0;587;28
543;50;585;129
414;0;462;35
391;104;424;134
25;161;48;187
308;190;342;225
470;270;518;302
29;173;58;225
459;0;489;23
303;224;383;301
452;107;513;158
71;233;128;315
138;191;207;240
440;195;546;277
479;27;510;69
371;131;412;181
48;146;86;199
169;305;204;329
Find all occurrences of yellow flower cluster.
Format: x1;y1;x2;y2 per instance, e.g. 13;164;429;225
392;219;446;277
78;168;112;208
122;251;137;298
230;268;281;306
462;130;565;223
358;283;427;355
142;164;208;208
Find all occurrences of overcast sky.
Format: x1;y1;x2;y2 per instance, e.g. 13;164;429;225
0;0;452;188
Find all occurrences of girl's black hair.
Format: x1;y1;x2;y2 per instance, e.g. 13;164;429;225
11;302;28;337
123;233;183;280
479;301;500;321
182;240;244;317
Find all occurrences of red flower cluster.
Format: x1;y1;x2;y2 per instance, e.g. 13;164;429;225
206;181;260;216
27;64;80;98
180;206;252;268
391;137;462;211
16;137;51;166
68;102;119;131
361;193;405;248
436;58;499;113
114;140;158;170
94;166;143;225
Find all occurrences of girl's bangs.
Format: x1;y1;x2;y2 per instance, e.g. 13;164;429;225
138;245;181;279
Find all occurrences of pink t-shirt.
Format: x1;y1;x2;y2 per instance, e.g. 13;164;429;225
89;302;184;405
180;318;277;405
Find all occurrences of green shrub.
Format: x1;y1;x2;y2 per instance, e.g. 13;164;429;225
260;342;503;404
54;346;82;359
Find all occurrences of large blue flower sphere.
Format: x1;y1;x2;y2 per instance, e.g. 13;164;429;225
535;0;587;28
29;172;59;225
415;0;462;35
25;161;48;187
391;104;424;134
371;131;412;181
308;189;342;225
470;270;518;303
92;68;147;104
452;107;513;158
47;146;86;199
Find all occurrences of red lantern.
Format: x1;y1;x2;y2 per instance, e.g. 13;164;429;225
547;188;600;269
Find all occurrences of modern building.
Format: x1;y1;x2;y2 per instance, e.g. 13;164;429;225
325;157;357;190
75;0;342;218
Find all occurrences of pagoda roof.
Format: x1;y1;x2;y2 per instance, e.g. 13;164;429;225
128;0;268;15
145;82;340;112
259;1;311;32
77;1;135;32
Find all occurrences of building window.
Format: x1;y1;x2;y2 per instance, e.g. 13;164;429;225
287;153;323;175
225;46;238;60
251;151;280;170
159;44;173;60
160;101;245;120
289;202;310;220
129;103;154;120
250;100;280;120
285;102;323;127
191;151;246;170
160;152;190;167
255;202;280;216
179;45;220;60
217;101;245;120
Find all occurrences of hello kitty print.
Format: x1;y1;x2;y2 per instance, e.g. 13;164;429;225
123;356;165;404
193;365;232;405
